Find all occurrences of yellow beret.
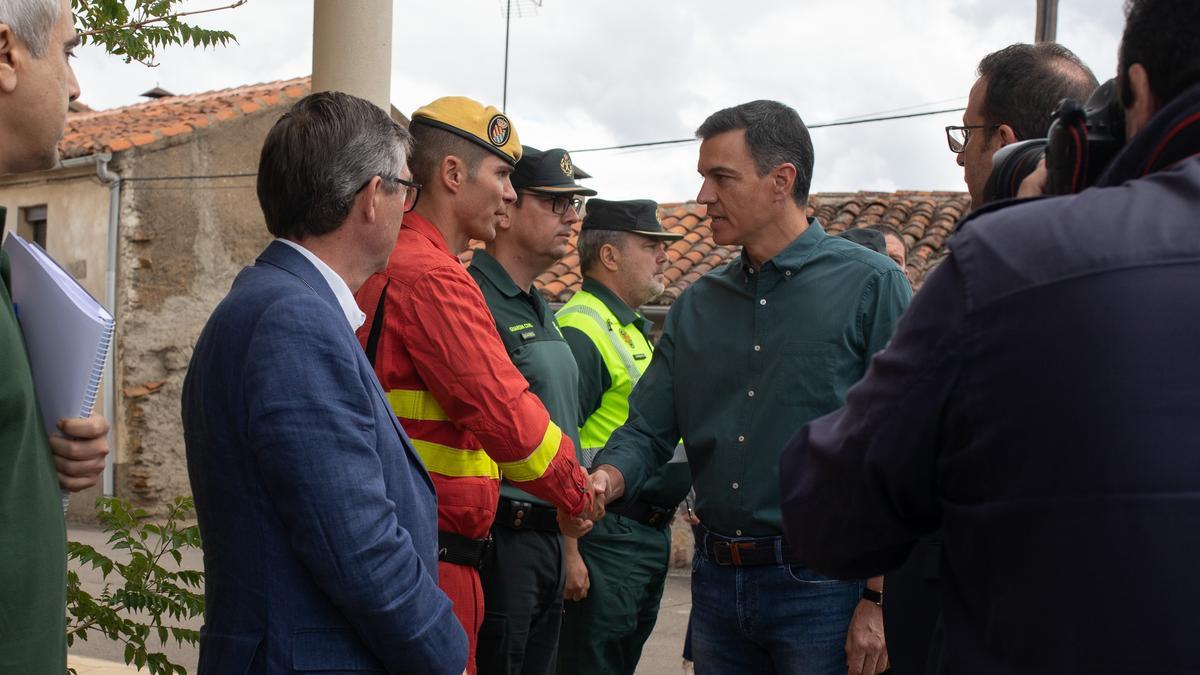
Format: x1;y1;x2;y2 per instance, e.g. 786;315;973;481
410;96;522;165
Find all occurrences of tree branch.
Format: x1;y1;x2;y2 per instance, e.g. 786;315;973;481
78;0;249;38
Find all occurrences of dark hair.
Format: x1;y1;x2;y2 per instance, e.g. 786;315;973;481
695;100;814;205
977;43;1099;141
1118;0;1200;108
865;222;903;242
578;229;628;274
408;123;490;186
257;91;410;240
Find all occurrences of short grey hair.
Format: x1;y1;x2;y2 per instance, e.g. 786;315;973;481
257;91;412;240
578;229;629;274
0;0;61;58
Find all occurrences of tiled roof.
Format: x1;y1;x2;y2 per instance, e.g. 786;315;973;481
58;76;311;160
465;192;967;306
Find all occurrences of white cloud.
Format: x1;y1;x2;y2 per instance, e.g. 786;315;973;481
69;0;1128;202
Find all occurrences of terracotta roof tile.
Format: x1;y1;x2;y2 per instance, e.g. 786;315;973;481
58;75;311;160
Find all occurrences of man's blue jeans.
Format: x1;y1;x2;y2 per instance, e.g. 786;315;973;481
690;552;862;674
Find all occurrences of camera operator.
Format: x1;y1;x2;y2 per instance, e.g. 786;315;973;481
779;1;1200;671
873;41;1100;675
949;42;1097;208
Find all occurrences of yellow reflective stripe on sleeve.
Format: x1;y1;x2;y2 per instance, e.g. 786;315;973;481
411;439;500;479
387;389;450;422
497;422;563;482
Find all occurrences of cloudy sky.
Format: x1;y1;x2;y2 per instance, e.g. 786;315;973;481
73;0;1127;202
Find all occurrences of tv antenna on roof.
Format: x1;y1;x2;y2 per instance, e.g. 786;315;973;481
500;0;543;112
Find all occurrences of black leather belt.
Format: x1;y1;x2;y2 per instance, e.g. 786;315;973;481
495;497;560;533
608;500;675;530
437;530;491;569
697;525;800;567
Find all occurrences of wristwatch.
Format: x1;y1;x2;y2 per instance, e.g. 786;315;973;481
861;587;883;607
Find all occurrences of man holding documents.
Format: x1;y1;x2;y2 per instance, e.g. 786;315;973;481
182;92;467;673
0;1;110;672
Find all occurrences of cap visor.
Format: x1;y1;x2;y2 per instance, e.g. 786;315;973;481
630;229;684;240
525;184;599;196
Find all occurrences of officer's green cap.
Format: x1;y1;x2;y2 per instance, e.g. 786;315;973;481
410;96;522;165
512;146;597;196
581;198;683;240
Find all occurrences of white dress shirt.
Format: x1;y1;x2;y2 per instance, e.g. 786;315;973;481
276;239;367;331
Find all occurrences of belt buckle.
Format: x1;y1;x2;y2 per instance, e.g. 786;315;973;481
712;540;756;566
477;533;494;570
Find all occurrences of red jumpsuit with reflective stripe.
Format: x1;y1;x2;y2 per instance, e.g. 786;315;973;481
355;213;590;673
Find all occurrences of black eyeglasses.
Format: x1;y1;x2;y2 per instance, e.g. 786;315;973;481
945;124;1000;153
362;175;422;213
530;193;584;216
383;175;422;213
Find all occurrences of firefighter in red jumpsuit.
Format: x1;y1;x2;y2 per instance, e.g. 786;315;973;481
355;97;597;674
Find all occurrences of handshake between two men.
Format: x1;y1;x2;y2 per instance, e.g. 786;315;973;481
556;465;625;537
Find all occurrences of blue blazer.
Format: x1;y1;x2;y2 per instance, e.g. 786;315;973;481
182;241;466;674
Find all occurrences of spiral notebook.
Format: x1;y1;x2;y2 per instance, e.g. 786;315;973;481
2;232;114;439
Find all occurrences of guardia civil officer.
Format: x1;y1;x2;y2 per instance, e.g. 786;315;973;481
556;199;692;675
467;146;597;675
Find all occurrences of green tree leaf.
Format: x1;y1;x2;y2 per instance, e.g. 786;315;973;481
67;496;204;675
72;0;244;67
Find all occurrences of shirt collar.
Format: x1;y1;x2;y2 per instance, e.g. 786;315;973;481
737;217;826;278
275;239;366;330
470;248;527;299
402;211;456;259
581;277;651;335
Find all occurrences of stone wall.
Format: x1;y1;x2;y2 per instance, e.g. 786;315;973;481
112;110;281;511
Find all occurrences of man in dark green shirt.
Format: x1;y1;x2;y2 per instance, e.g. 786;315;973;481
591;102;911;675
0;3;111;672
469;146;596;675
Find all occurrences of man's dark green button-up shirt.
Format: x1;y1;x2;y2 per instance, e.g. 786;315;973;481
468;248;581;507
594;220;912;537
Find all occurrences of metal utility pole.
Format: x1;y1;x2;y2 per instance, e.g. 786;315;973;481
499;0;542;113
1036;0;1059;43
312;0;393;111
503;0;511;111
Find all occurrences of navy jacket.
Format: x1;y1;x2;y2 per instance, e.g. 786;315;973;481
182;241;466;674
780;84;1200;673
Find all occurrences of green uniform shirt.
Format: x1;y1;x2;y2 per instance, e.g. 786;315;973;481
0;247;68;672
594;220;912;537
559;278;691;509
468;249;581;507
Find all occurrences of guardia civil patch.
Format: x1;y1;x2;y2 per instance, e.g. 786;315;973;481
488;114;511;147
560;153;574;176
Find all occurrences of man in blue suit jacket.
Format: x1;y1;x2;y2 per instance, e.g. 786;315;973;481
182;91;467;674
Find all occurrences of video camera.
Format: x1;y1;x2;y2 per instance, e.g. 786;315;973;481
983;78;1126;202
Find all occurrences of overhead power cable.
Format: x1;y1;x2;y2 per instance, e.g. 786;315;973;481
568;106;966;154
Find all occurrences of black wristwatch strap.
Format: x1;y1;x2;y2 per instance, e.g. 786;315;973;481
861;587;883;606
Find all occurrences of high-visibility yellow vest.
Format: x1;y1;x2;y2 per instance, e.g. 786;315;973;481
557;288;653;465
